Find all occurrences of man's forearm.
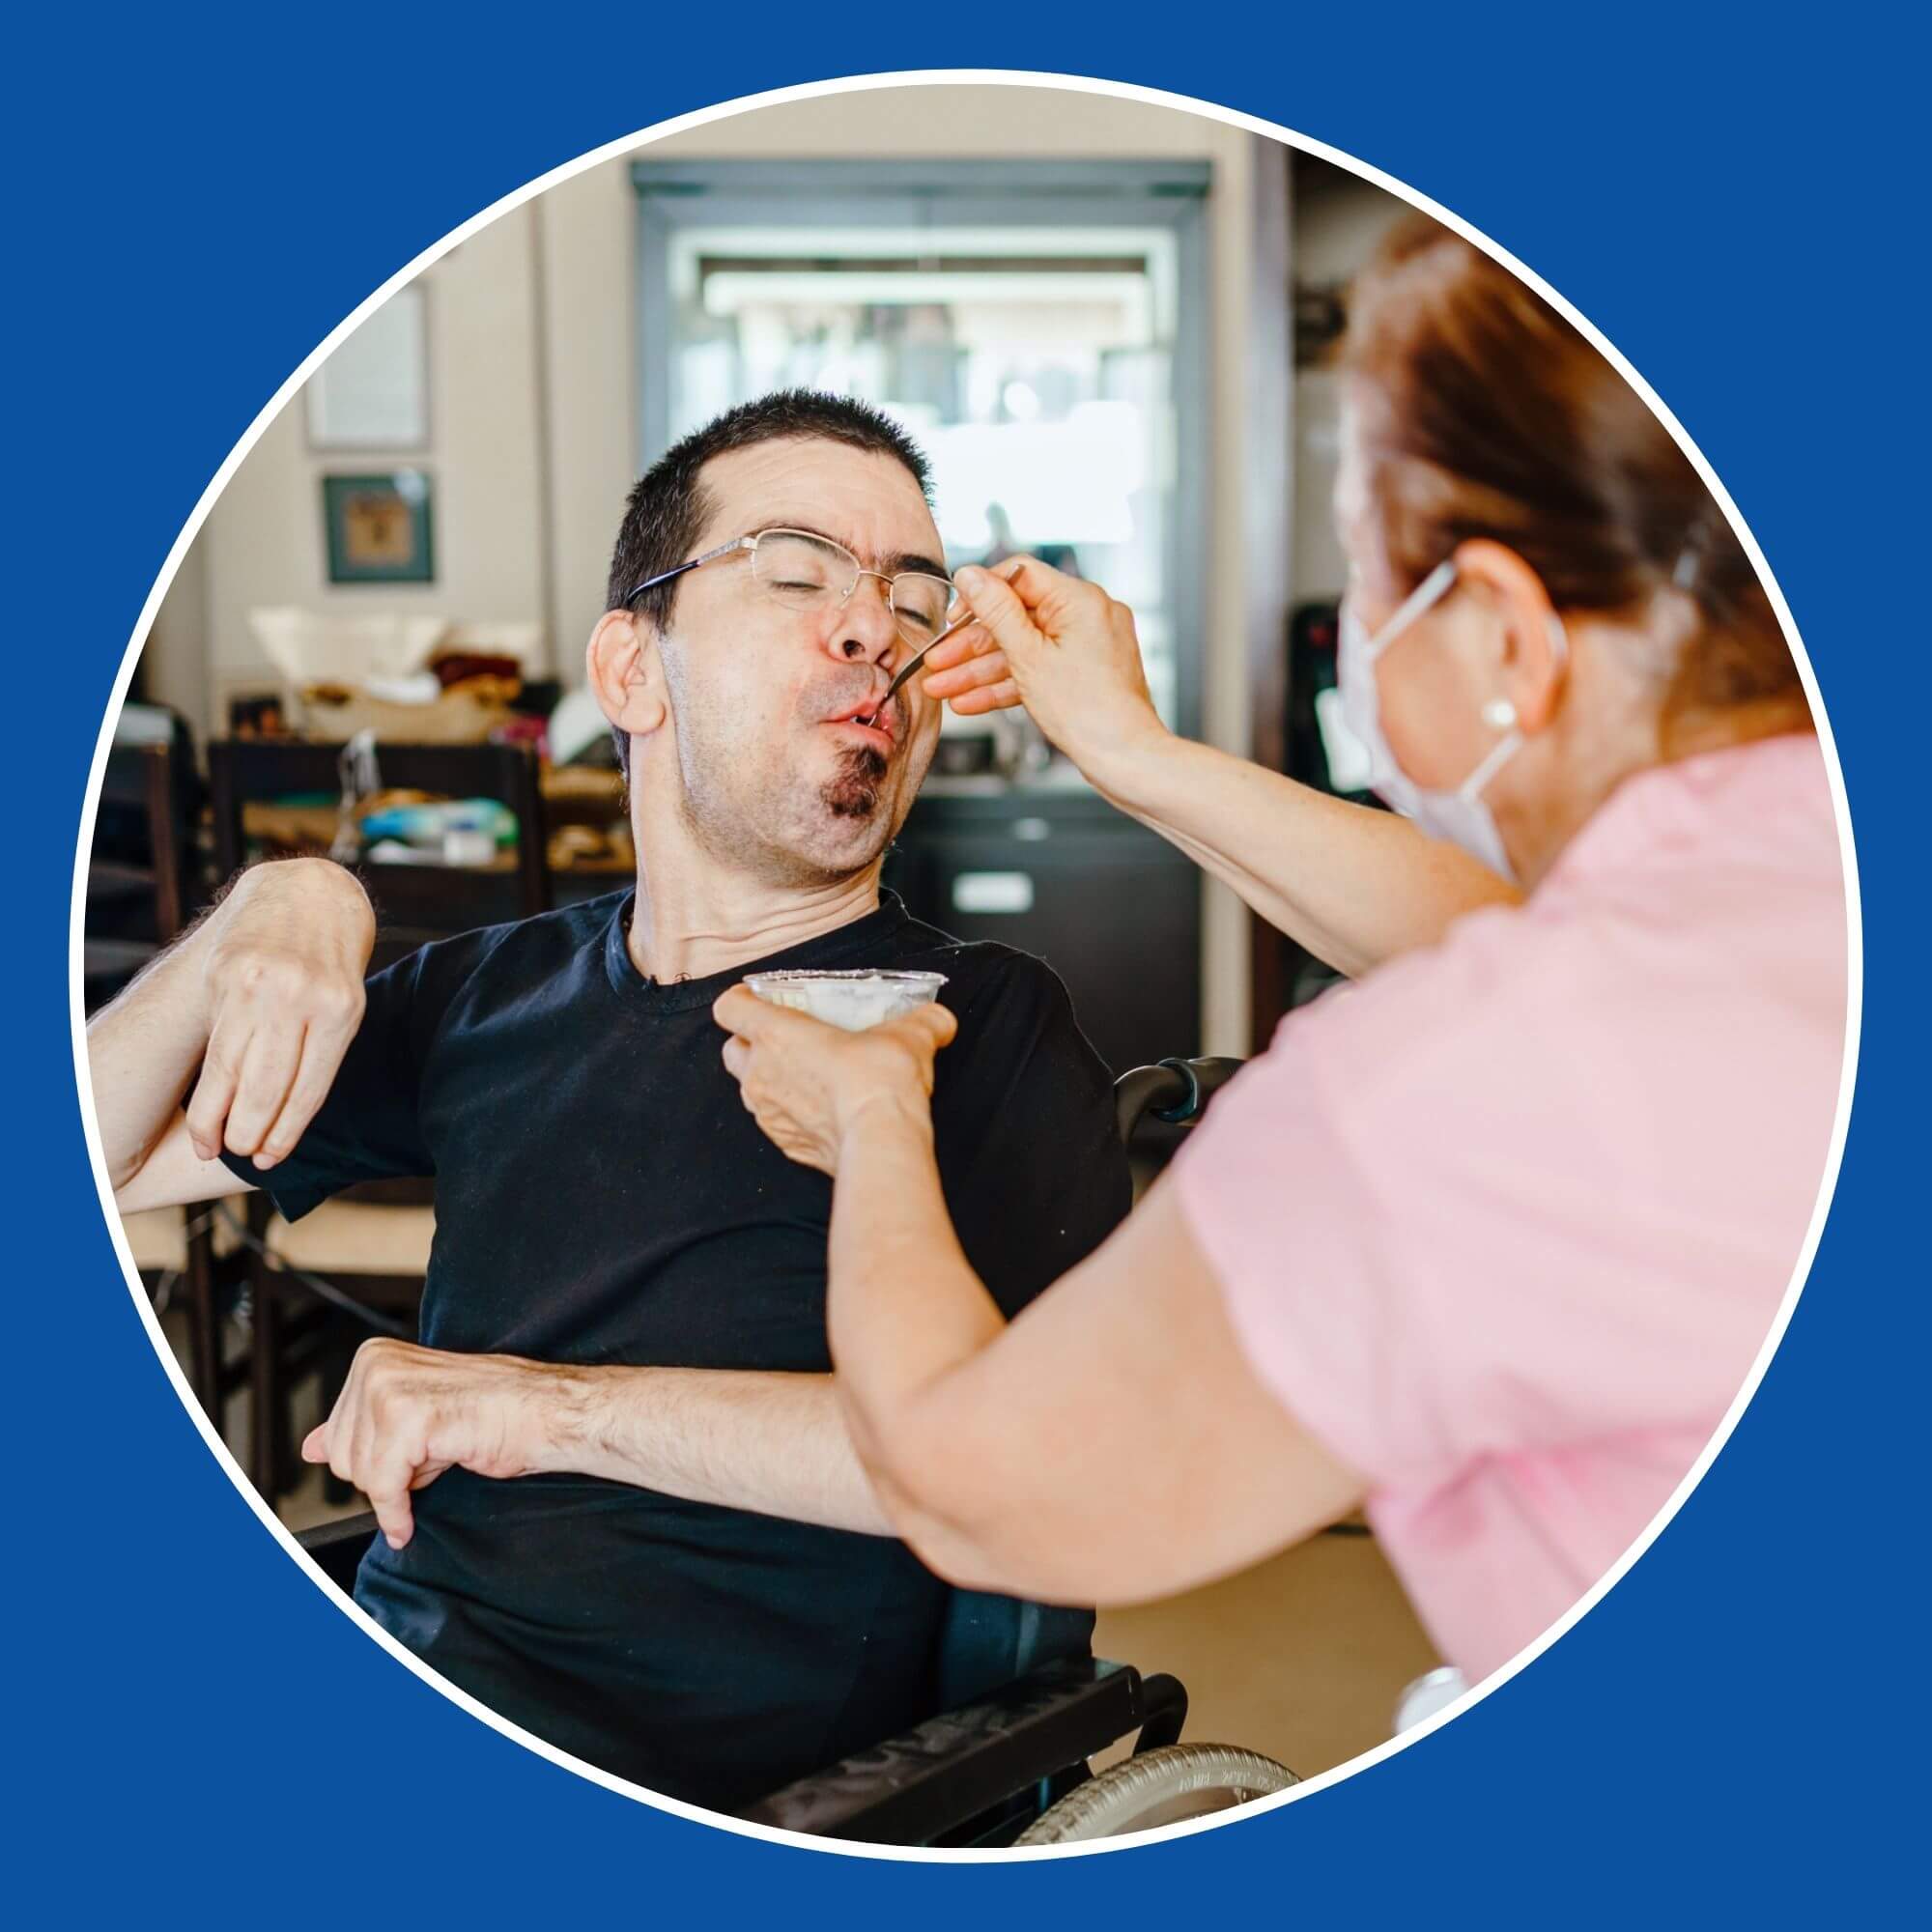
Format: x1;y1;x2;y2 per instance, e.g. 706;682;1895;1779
525;1362;895;1536
87;858;376;1211
85;929;214;1194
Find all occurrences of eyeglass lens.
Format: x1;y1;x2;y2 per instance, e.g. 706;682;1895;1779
750;531;954;643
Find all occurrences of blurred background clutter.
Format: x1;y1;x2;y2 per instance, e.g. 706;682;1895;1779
90;89;1433;1779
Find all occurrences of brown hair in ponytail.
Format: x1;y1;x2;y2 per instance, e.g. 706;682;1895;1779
1340;216;1808;748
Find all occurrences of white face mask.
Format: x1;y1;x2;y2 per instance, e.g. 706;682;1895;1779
1336;559;1567;884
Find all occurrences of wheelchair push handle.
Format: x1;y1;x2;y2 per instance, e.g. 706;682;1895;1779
1114;1056;1243;1145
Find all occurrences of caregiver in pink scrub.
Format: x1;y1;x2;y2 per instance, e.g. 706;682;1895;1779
711;216;1850;1690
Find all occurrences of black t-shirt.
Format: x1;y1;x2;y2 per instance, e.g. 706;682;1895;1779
227;889;1129;1808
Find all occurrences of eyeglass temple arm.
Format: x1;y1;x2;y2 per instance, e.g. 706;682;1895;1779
622;536;753;605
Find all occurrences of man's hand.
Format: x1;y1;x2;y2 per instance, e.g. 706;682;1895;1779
303;1338;568;1548
188;859;376;1170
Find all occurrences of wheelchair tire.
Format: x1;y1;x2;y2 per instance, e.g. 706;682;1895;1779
1013;1744;1299;1845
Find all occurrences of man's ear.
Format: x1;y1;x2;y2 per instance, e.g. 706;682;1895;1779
585;609;669;754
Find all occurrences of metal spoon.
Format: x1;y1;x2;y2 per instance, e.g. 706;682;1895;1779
857;611;981;729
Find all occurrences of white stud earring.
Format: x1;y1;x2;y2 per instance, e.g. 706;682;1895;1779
1482;698;1518;729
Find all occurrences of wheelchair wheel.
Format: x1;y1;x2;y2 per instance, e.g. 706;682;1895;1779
1014;1744;1299;1845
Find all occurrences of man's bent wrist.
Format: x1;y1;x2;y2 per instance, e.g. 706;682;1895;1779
513;1359;612;1477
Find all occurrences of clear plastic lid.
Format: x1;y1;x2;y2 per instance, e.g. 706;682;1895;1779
742;969;949;1032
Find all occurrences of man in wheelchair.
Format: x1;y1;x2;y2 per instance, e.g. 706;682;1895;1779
89;392;1131;1812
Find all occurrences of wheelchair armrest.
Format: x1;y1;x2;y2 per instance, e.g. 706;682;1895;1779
736;1656;1151;1844
298;1510;378;1592
295;1520;1179;1845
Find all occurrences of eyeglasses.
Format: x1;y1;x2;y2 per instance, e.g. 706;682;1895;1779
624;528;958;649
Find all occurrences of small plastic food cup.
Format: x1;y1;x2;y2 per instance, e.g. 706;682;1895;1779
742;968;949;1032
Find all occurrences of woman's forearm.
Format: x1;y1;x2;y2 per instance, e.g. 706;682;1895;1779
1088;730;1520;977
821;1097;1007;1520
933;558;1517;973
818;1103;1367;1603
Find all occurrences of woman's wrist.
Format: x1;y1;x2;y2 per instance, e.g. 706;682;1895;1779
1081;706;1174;805
838;1085;936;1161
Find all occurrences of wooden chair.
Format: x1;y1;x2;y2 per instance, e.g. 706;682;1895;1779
205;738;551;1500
207;738;551;967
88;730;251;1427
122;1204;243;1423
84;738;192;1003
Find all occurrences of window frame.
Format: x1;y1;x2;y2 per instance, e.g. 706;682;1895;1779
633;157;1211;743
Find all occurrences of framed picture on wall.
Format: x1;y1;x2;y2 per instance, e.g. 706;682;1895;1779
305;283;430;449
226;690;296;740
323;469;436;583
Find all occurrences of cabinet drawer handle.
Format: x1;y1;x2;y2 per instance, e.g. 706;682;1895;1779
952;870;1035;915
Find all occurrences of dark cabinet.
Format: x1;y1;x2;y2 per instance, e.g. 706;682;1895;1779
885;786;1200;1077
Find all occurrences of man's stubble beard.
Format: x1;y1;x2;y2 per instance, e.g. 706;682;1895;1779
670;703;902;889
823;743;889;820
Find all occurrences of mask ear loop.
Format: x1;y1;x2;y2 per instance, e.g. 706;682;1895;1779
1459;721;1528;801
1363;558;1460;660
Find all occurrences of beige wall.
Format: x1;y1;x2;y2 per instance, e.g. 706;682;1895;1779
142;526;209;730
184;209;551;721
533;160;638;683
153;83;1284;1049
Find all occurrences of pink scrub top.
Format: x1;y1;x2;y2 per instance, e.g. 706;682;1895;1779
1172;734;1849;1683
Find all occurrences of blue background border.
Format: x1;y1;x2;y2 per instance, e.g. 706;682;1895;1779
15;7;1916;1918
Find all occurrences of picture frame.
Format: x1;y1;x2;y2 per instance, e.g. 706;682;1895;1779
322;469;436;584
305;283;430;450
225;690;296;740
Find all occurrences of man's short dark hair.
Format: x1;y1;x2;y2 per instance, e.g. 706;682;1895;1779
602;392;933;775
